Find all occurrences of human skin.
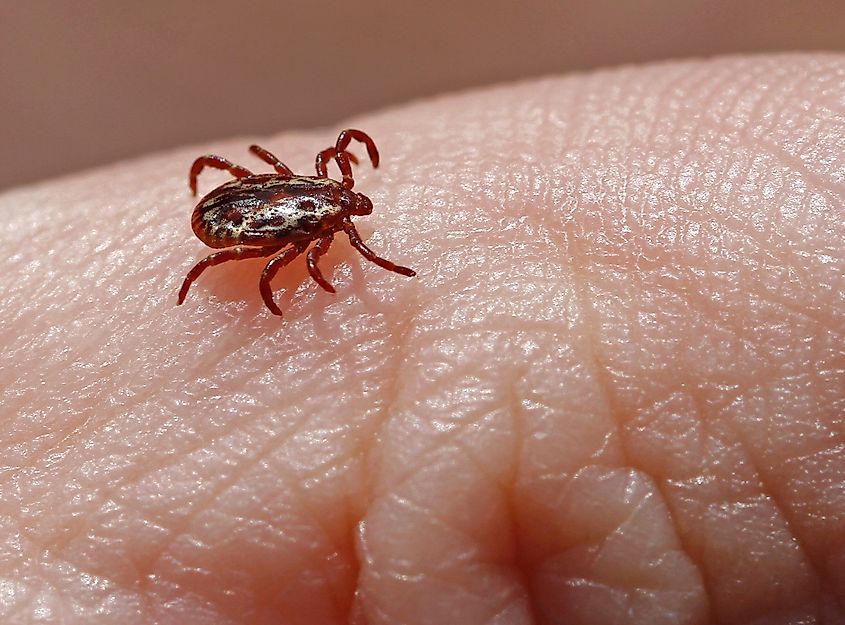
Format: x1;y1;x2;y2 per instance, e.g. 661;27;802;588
0;54;843;625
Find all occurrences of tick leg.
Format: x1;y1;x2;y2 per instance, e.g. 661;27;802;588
342;220;416;277
259;241;310;316
306;235;336;293
336;129;380;169
178;246;281;306
189;156;253;195
315;147;359;183
249;145;294;176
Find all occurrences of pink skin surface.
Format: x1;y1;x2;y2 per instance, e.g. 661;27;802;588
1;54;844;625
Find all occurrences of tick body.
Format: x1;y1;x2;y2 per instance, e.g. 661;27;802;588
177;129;416;316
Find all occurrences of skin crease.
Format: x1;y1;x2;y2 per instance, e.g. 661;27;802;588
0;54;843;625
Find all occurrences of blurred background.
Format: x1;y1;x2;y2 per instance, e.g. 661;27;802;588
2;0;844;191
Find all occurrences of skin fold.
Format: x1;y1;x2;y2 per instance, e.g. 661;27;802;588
0;54;843;625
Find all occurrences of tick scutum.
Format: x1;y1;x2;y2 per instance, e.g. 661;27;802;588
192;175;345;249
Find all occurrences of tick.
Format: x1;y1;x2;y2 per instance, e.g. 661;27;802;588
177;129;416;316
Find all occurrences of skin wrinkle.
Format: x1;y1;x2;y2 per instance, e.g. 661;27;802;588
378;504;524;625
24;404;292;596
678;73;828;230
535;132;830;300
381;491;480;568
358;304;419;496
646;100;816;302
136;408;332;574
637;447;720;619
566;224;712;623
580;66;836;616
700;61;773;136
730;63;845;182
503;368;541;625
516;189;704;620
35;334;359;618
148;488;344;621
570;73;715;619
130;337;357;495
357;325;534;623
350;312;416;621
733;70;845;232
270;481;355;620
639;63;734;155
759;373;845;595
451;434;512;499
15;315;237;474
699;386;827;616
607;281;809;620
735;124;842;211
20;382;260;558
2;267;245;476
366;384;505;503
539;472;691;618
552;61;832;620
645;260;836;354
696;66;845;607
672;383;776;596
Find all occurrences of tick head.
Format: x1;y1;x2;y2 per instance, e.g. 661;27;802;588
339;189;373;215
355;193;374;216
344;191;371;216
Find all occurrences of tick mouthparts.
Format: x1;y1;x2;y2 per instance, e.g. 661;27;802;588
355;193;373;215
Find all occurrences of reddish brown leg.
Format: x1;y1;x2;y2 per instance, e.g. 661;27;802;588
342;220;416;277
189;156;252;196
259;241;310;316
336;129;380;169
306;235;336;293
178;245;281;305
249;145;294;176
315;148;359;183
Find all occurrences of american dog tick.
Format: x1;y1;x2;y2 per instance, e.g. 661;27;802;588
177;129;416;316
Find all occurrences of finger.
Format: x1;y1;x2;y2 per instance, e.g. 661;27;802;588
1;54;844;625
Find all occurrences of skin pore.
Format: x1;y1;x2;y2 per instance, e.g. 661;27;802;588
0;54;843;625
